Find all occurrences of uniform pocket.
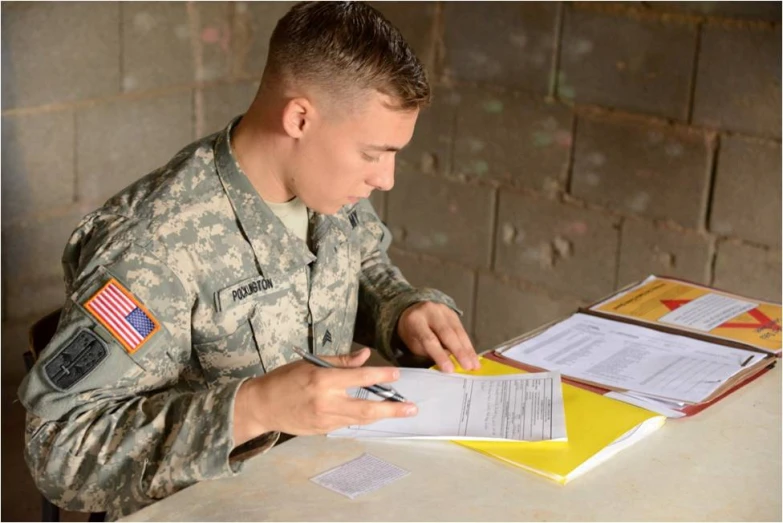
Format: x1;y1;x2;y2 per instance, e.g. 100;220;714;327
193;307;265;387
248;305;307;373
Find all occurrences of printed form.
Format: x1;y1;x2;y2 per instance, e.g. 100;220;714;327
329;369;566;442
503;313;766;404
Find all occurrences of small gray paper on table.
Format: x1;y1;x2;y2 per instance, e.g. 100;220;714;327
310;453;410;499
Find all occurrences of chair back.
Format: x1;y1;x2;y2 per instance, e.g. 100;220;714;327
26;309;63;369
23;308;63;520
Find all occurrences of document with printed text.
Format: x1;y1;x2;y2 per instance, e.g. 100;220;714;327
502;313;766;404
310;453;410;499
329;368;566;442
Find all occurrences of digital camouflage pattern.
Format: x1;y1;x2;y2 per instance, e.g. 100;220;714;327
17;117;459;520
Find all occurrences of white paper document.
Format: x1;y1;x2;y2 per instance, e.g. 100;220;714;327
310;453;409;499
604;391;687;418
659;293;758;331
502;313;766;404
329;368;566;442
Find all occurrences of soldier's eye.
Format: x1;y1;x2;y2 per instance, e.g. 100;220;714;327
362;152;380;163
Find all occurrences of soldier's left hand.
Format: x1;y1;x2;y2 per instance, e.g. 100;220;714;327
397;301;480;372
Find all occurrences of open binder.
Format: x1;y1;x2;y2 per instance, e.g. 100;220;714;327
488;275;780;417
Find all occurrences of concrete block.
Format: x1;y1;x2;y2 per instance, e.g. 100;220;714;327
386;172;495;268
122;2;231;92
571;115;710;228
693;25;781;138
369;2;438;72
443;2;558;94
453;87;572;191
618;220;711;288
77;92;193;204
400;88;457;176
646;2;781;22
398;87;458;177
559;8;696;120
709;136;781;246
714;241;781;303
2;207;86;294
494;190;620;300
201;80;259;136
1;2;119;108
231;2;297;77
389;248;476;334
474;272;581;351
1;111;75;224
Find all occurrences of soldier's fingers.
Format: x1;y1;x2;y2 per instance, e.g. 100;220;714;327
410;328;453;373
440;313;479;370
322;366;401;390
341;397;418;425
429;316;473;370
447;326;479;371
455;323;480;369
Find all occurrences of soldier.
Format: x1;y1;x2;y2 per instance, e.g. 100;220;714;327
18;1;479;520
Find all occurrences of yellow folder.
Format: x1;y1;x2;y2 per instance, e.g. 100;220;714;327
453;357;666;485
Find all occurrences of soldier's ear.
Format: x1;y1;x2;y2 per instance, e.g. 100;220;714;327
281;97;313;139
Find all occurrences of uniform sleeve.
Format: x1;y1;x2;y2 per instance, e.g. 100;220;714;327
351;199;462;363
17;240;275;517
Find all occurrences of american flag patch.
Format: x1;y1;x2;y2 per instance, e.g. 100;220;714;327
84;278;160;354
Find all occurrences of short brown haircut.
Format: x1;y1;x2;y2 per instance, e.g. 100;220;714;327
263;1;430;110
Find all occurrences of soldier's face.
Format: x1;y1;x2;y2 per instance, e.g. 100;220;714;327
291;91;418;215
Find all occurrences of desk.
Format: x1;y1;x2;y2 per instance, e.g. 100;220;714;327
124;367;781;521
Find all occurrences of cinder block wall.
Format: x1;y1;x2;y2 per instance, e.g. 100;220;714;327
2;1;781;373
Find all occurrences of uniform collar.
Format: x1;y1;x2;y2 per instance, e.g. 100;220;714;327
310;208;354;247
214;117;317;278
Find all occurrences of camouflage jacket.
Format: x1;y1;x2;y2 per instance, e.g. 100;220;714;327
17;118;458;520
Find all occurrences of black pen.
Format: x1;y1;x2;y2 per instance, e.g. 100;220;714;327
291;346;408;402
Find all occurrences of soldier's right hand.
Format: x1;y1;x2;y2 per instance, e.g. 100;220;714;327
232;347;417;445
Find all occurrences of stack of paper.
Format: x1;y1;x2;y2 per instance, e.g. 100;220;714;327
453;358;666;484
499;312;771;416
329;368;566;442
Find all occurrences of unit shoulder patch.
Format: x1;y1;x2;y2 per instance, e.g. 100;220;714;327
45;329;108;389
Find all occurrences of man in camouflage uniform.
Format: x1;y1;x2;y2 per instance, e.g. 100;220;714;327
18;2;479;520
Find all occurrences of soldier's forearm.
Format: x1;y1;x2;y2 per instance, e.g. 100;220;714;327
25;382;244;513
359;258;463;362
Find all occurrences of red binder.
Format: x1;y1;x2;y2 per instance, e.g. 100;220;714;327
484;351;775;418
485;275;780;418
